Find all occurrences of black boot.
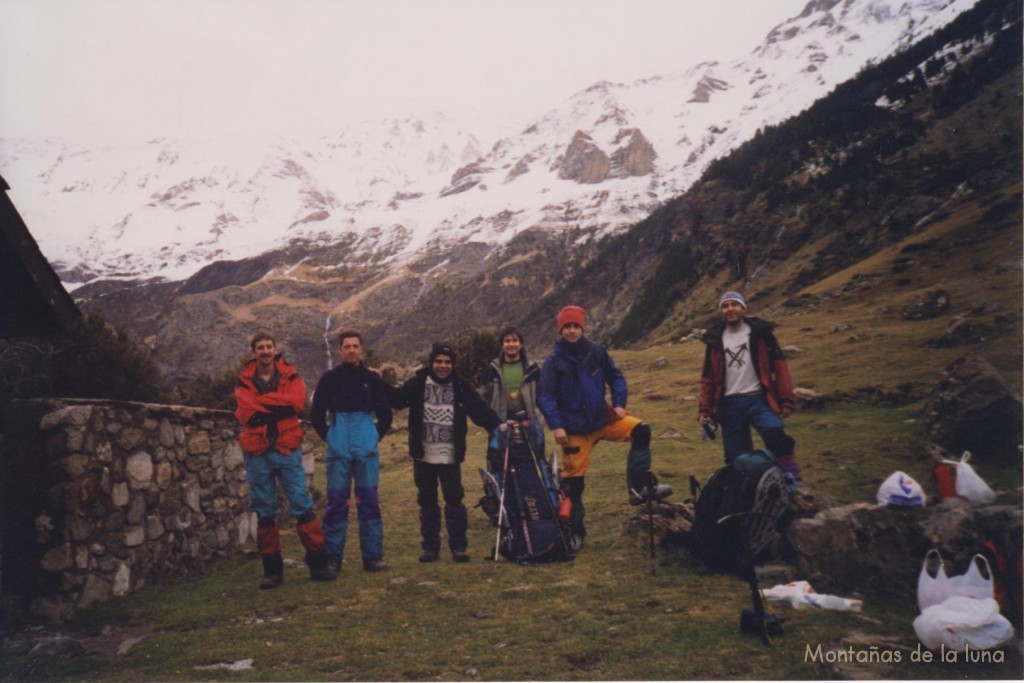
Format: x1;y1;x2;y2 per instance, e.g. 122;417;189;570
362;555;389;572
445;504;469;561
419;505;442;563
259;554;284;590
305;550;338;582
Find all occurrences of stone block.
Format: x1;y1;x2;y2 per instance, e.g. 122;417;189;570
111;482;130;507
77;574;112;608
158;418;175;448
40;543;73;572
187;432;211;455
155;461;173;490
112;563;131;597
96;441;113;463
126;493;146;525
145;515;165;541
223;441;244;471
119;428;145;451
39;405;94;431
183;480;201;513
124;527;145;547
126;451;154;490
48;454;90;481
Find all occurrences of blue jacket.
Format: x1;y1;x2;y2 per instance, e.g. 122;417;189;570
538;337;627;435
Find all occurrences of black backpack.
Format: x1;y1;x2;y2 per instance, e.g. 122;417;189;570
688;450;789;574
478;419;572;563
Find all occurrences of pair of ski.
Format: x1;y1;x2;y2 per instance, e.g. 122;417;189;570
479;420;571;562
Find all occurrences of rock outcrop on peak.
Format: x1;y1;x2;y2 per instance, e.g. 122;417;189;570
688;74;731;103
611;129;656;178
557;130;610;184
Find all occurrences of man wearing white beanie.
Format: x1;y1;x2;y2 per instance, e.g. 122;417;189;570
698;291;803;483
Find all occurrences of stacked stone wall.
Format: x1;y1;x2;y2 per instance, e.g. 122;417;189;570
0;398;314;622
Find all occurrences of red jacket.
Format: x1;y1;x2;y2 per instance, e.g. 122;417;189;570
698;317;795;422
235;354;307;455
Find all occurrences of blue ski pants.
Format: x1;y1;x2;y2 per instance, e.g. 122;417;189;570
244;448;314;523
322;412;383;561
719;393;788;464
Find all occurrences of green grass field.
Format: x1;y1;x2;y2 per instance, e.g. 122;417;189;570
2;200;1022;680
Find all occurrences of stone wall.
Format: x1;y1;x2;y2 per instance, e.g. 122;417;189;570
0;398;315;622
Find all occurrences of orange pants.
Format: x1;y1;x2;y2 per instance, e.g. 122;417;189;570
560;415;641;479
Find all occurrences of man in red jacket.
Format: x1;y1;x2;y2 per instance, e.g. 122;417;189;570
698;292;803;483
235;332;336;588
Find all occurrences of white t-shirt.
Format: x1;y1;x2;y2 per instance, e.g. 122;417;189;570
722;323;762;397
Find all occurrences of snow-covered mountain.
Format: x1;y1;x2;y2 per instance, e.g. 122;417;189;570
0;0;978;291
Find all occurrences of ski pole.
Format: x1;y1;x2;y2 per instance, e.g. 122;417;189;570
494;430;512;562
648;472;656;576
522;421;572;557
508;464;535;559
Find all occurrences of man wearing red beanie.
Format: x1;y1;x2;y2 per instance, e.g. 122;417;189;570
538;305;671;552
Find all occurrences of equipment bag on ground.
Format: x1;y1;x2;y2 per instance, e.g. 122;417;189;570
478;418;572;563
687;449;790;574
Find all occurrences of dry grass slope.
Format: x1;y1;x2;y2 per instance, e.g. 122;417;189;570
2;185;1021;680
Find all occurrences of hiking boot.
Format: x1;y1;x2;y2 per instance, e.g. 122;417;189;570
419;550;440;563
569;534;585;555
310;564;338;582
363;556;388;572
259;554;284;590
305;550;338;582
328;556;342;574
775;455;804;484
629;477;673;506
259;574;283;590
451;550;471;563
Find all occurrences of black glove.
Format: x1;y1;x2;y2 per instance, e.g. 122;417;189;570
247;412;271;427
266;405;296;419
700;418;717;441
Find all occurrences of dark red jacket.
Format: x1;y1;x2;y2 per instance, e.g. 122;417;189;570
698;317;795;422
235;354;307;455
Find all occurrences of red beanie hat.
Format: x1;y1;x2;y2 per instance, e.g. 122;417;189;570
557;305;586;332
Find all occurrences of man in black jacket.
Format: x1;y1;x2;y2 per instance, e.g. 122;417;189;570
311;331;393;573
388;342;502;562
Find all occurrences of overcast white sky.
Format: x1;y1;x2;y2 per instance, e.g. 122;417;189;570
0;0;808;145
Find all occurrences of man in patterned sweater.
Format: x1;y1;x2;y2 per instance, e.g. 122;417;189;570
388;342;502;562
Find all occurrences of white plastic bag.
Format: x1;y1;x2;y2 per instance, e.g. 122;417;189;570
913;596;1014;651
762;581;863;612
917;550;995;611
943;451;996;503
949;554;994;601
917;549;952;611
876;471;925;507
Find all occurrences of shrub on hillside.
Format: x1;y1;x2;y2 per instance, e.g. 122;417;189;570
50;310;166;403
170;367;241;411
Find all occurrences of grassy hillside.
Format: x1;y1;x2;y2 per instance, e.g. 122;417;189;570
2;207;1020;680
3;3;1020;679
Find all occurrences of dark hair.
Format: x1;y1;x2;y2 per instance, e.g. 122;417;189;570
498;325;524;345
250;332;276;351
337;330;363;346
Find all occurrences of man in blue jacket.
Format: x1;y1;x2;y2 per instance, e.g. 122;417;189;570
538;305;671;551
311;330;393;573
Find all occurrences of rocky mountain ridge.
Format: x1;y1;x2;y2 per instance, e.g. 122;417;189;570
0;0;1002;383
